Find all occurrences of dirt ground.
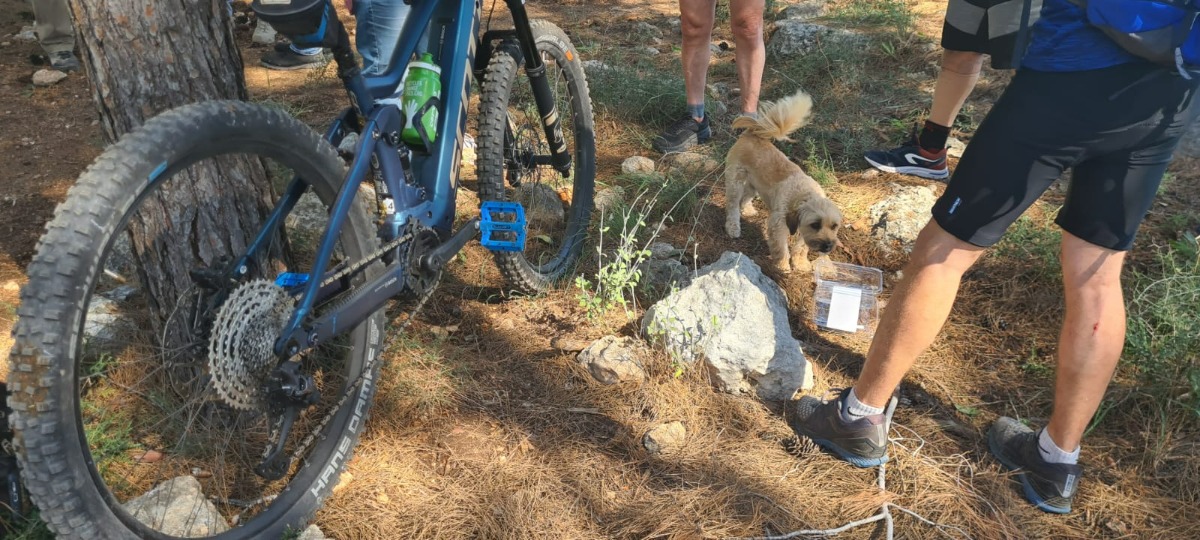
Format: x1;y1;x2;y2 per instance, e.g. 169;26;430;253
3;0;1200;538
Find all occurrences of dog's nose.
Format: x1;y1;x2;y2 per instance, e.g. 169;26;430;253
818;241;834;253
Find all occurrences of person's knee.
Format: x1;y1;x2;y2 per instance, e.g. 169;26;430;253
681;11;716;40
730;12;763;42
942;50;984;74
907;220;986;274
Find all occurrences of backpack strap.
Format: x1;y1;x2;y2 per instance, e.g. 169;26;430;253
1012;0;1037;70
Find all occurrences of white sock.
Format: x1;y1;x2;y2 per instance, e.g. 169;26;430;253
1037;429;1080;465
843;388;884;420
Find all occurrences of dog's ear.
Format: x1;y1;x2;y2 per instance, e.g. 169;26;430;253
786;209;801;235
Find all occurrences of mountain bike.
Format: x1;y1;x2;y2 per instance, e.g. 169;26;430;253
6;0;594;537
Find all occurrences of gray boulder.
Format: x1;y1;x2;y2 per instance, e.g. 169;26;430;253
124;476;229;536
768;21;865;57
869;184;937;254
577;336;646;385
514;183;566;227
641;252;814;400
776;0;828;21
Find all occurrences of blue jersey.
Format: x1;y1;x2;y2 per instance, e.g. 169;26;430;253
1020;0;1143;71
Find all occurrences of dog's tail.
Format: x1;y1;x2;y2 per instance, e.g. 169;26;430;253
731;89;813;142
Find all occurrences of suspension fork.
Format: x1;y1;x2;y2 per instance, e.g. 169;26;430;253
505;0;572;177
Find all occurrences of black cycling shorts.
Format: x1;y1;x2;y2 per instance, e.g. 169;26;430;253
932;62;1200;251
942;0;1041;69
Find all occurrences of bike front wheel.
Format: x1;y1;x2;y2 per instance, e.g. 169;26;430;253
8;101;384;539
477;19;597;295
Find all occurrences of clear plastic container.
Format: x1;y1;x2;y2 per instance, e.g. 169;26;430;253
812;258;883;334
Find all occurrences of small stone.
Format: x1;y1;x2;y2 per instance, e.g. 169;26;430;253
594;186;626;213
621;156;656;175
514;183;566;227
190;468;213;479
861;168;880;179
634;21;664;39
577;336;646;385
663;152;720;174
32;69;68;87
104;285;139;302
647;242;680;260
136;450;163;463
946;136;966;159
297;524;328;540
551;336;590;352
643;421;686;455
641;46;661;56
777;1;827;21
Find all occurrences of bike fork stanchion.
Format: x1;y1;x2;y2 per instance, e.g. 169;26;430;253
504;0;572;176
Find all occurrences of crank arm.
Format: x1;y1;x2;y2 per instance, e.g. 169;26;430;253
418;218;480;273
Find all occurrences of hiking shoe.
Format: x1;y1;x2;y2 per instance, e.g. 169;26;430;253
49;51;79;72
261;46;328;71
787;389;897;468
653;113;711;154
863;130;949;181
987;417;1082;514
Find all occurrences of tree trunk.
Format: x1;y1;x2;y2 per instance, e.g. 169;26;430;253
72;0;274;352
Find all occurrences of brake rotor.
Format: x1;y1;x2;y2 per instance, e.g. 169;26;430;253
207;280;294;410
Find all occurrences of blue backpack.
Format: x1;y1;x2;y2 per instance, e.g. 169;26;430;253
1068;0;1200;77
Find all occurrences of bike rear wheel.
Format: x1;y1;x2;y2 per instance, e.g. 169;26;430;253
8;101;384;539
477;19;596;295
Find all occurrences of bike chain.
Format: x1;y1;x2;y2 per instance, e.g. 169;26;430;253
259;224;441;474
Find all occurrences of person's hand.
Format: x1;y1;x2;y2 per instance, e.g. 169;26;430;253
343;0;353;11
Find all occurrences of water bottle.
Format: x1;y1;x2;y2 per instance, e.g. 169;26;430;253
401;53;441;149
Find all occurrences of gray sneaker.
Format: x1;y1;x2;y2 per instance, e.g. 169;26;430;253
49;51;80;72
787;389;897;468
988;417;1082;514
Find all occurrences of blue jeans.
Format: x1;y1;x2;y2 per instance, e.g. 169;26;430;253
353;0;411;76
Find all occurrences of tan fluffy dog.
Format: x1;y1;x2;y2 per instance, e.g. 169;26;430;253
724;90;842;273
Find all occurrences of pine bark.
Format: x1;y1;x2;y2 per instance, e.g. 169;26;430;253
71;0;274;350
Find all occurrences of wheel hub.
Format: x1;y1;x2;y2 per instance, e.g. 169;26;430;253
207;280;294;410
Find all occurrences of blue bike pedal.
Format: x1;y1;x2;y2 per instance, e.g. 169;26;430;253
479;201;527;252
274;272;310;288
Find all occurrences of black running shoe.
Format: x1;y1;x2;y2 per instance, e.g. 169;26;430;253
261;46;328;71
653;113;711;154
788;389;897;468
863;130;949;180
988;417;1082;514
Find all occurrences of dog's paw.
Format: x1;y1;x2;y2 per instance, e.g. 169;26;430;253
790;255;812;274
725;222;741;238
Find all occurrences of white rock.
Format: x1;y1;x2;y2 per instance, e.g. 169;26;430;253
32;69;67;87
642;252;814;400
252;21;277;45
621;156;656;175
946;136;966;159
84;297;123;342
868;184;937;254
14;26;36;42
643;421;686;454
582;60;611;75
641;46;661;56
124;476;229;536
634;21;664;40
577;336;646;385
298;524;328;540
663;152;720;174
595;186;626;214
